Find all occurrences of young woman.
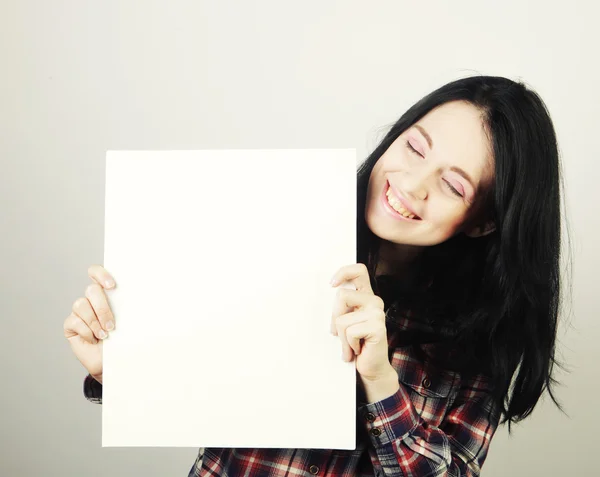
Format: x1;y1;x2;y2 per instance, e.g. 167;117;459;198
64;75;567;476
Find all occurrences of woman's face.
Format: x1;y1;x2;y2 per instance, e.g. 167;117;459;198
365;100;495;247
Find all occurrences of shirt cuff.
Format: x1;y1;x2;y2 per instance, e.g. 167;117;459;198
357;384;420;446
83;374;103;404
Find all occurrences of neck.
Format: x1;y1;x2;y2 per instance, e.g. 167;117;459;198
376;240;424;280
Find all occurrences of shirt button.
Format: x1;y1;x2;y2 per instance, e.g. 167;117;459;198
365;412;376;422
309;464;320;474
422;377;431;389
371;428;382;437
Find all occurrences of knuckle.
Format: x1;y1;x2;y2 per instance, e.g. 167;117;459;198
86;283;101;296
95;306;111;319
63;314;76;330
88;264;101;278
72;297;88;313
366;307;385;322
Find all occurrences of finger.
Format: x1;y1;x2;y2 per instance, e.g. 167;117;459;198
64;313;99;344
335;310;371;356
345;321;381;356
88;264;116;289
330;263;373;293
85;284;115;331
72;297;108;340
331;288;350;335
333;288;384;317
336;318;354;362
331;287;358;335
331;289;380;335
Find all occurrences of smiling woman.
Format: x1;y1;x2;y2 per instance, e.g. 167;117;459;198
70;74;568;477
357;75;566;429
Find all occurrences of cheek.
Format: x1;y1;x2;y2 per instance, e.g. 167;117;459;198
367;162;387;197
429;204;467;232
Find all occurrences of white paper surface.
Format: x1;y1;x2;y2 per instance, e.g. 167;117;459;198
102;149;357;448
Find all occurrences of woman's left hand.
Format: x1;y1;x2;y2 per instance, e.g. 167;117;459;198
330;263;400;401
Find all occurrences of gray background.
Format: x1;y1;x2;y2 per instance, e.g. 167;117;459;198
1;1;597;476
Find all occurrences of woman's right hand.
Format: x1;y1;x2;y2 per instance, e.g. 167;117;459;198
63;265;116;384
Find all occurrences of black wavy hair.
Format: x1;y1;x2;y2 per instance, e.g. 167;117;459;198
357;75;570;431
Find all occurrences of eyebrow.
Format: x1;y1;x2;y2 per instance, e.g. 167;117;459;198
414;124;433;149
450;166;475;189
413;124;475;188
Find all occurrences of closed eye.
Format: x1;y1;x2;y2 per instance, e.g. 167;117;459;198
443;180;463;198
404;140;464;198
405;140;422;157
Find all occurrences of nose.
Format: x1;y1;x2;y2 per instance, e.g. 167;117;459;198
402;167;431;200
411;188;427;200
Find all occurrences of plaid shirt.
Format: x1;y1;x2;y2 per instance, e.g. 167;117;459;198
84;318;500;476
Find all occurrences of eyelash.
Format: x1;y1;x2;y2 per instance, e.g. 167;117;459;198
404;140;463;198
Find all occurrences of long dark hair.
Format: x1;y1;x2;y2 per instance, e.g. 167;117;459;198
358;75;570;430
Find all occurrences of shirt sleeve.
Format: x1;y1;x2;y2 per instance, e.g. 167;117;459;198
357;374;500;476
83;374;103;404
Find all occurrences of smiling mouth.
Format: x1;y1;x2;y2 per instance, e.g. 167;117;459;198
385;183;422;220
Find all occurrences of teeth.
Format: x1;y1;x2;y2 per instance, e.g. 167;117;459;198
386;188;418;219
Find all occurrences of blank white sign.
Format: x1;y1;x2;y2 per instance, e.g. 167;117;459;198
102;149;357;448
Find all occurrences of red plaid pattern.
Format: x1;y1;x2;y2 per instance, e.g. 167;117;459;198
84;318;500;476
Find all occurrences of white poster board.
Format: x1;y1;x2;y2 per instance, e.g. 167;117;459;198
102;149;357;448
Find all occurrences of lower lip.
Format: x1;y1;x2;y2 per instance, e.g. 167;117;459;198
380;182;419;222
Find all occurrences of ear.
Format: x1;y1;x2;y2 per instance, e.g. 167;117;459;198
464;221;496;238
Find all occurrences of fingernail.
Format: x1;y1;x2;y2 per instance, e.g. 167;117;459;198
105;279;115;288
105;321;114;331
98;330;107;339
330;278;338;286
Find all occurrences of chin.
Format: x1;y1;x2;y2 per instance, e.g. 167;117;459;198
366;216;451;247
